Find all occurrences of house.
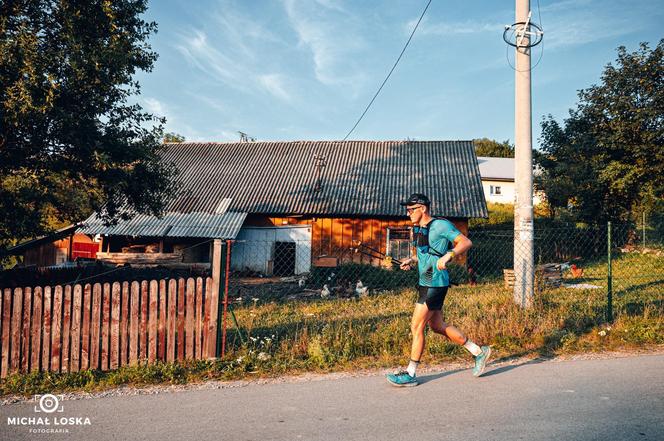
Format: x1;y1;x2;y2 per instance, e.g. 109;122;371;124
10;141;488;275
477;156;543;205
1;223;99;268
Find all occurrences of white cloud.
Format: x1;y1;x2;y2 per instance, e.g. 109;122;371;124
258;74;292;101
408;16;505;36
283;0;368;89
142;97;167;117
176;28;297;103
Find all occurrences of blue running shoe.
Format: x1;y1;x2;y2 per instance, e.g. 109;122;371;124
472;346;492;377
386;370;418;387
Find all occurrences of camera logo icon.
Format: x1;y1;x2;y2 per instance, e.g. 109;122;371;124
34;394;64;413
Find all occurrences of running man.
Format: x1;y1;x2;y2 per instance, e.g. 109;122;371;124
386;193;491;387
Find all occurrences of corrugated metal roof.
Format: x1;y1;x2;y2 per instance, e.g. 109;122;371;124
477;156;515;180
159;141;487;218
79;211;247;239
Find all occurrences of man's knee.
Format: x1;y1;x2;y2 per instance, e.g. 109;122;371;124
411;320;427;336
429;321;448;335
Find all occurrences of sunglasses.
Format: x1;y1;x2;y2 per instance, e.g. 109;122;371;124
406;205;424;214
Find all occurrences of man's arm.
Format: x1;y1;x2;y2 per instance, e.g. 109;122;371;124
399;247;418;270
436;234;472;270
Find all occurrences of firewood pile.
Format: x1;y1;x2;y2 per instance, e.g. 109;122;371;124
503;263;563;289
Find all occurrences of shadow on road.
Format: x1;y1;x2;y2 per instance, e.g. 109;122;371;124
416;368;466;384
480;356;549;378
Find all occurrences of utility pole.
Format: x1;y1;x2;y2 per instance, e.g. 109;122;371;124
513;0;535;307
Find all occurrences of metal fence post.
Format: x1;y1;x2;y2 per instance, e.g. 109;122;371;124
642;212;646;249
607;221;613;323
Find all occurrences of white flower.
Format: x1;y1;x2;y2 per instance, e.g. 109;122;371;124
250;336;258;342
606;326;612;331
236;356;244;363
599;330;607;337
257;352;271;361
252;297;259;302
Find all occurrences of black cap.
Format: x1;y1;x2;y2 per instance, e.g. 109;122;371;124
399;193;430;207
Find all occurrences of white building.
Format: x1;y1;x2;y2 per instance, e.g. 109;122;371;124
477;156;543;205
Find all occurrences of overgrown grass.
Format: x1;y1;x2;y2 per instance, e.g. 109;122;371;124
2;253;662;397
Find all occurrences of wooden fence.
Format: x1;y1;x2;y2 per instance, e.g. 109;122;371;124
0;277;221;378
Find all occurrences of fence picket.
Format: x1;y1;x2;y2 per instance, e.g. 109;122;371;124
21;287;32;372
70;284;82;372
202;279;211;358
157;279;166;361
185;278;195;358
1;289;12;377
10;288;22;374
167;279;176;362
120;282;129;366
89;283;102;370
177;278;185;361
61;286;71;373
50;286;62;373
80;284;91;371
30;287;43;372
101;283;111;370
110;282;121;370
148;280;158;363
195;278;203;359
138;281;148;361
129;281;139;365
41;286;52;373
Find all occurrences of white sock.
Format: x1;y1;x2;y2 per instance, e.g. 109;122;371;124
463;339;482;356
407;359;419;377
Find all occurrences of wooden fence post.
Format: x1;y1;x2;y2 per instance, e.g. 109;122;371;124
207;239;222;358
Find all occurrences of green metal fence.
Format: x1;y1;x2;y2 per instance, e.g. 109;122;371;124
228;221;664;323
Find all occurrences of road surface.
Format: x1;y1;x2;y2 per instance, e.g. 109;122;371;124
2;354;663;441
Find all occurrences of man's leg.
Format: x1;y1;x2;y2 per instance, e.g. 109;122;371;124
410;303;434;363
386;303;433;387
428;311;466;345
428;311;492;377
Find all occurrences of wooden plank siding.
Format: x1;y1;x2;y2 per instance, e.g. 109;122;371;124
0;277;217;378
243;215;469;265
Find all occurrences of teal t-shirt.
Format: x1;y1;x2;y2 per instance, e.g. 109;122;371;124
414;218;461;287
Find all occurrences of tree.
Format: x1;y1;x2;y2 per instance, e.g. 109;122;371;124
537;41;664;223
0;0;179;248
473;138;515;158
163;132;185;143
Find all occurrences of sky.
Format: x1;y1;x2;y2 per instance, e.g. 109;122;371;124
135;0;664;148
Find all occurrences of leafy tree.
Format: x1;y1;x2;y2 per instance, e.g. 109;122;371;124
537;41;664;223
0;0;179;248
163;132;185;143
473;138;515;158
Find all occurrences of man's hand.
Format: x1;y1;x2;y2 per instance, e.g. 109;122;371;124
400;258;414;270
436;252;454;270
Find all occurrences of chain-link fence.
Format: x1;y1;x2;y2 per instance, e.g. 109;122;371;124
227;222;663;321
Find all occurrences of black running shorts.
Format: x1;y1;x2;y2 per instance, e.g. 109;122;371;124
417;285;449;310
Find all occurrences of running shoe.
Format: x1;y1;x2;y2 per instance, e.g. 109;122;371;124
386;370;418;387
472;346;492;377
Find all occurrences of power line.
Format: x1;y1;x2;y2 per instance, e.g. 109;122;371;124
342;0;433;141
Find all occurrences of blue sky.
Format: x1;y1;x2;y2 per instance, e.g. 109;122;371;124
136;0;663;148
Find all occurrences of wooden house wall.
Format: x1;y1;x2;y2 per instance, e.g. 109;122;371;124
244;215;469;265
23;234;99;267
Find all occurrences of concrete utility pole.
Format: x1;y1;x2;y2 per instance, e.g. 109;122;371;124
513;0;535;307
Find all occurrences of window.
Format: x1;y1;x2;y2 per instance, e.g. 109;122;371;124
387;227;412;260
490;185;502;195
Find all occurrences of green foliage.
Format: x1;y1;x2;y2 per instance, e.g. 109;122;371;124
469;203;515;229
163;132;185;143
0;1;179;248
537;41;664;223
473;138;515;158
